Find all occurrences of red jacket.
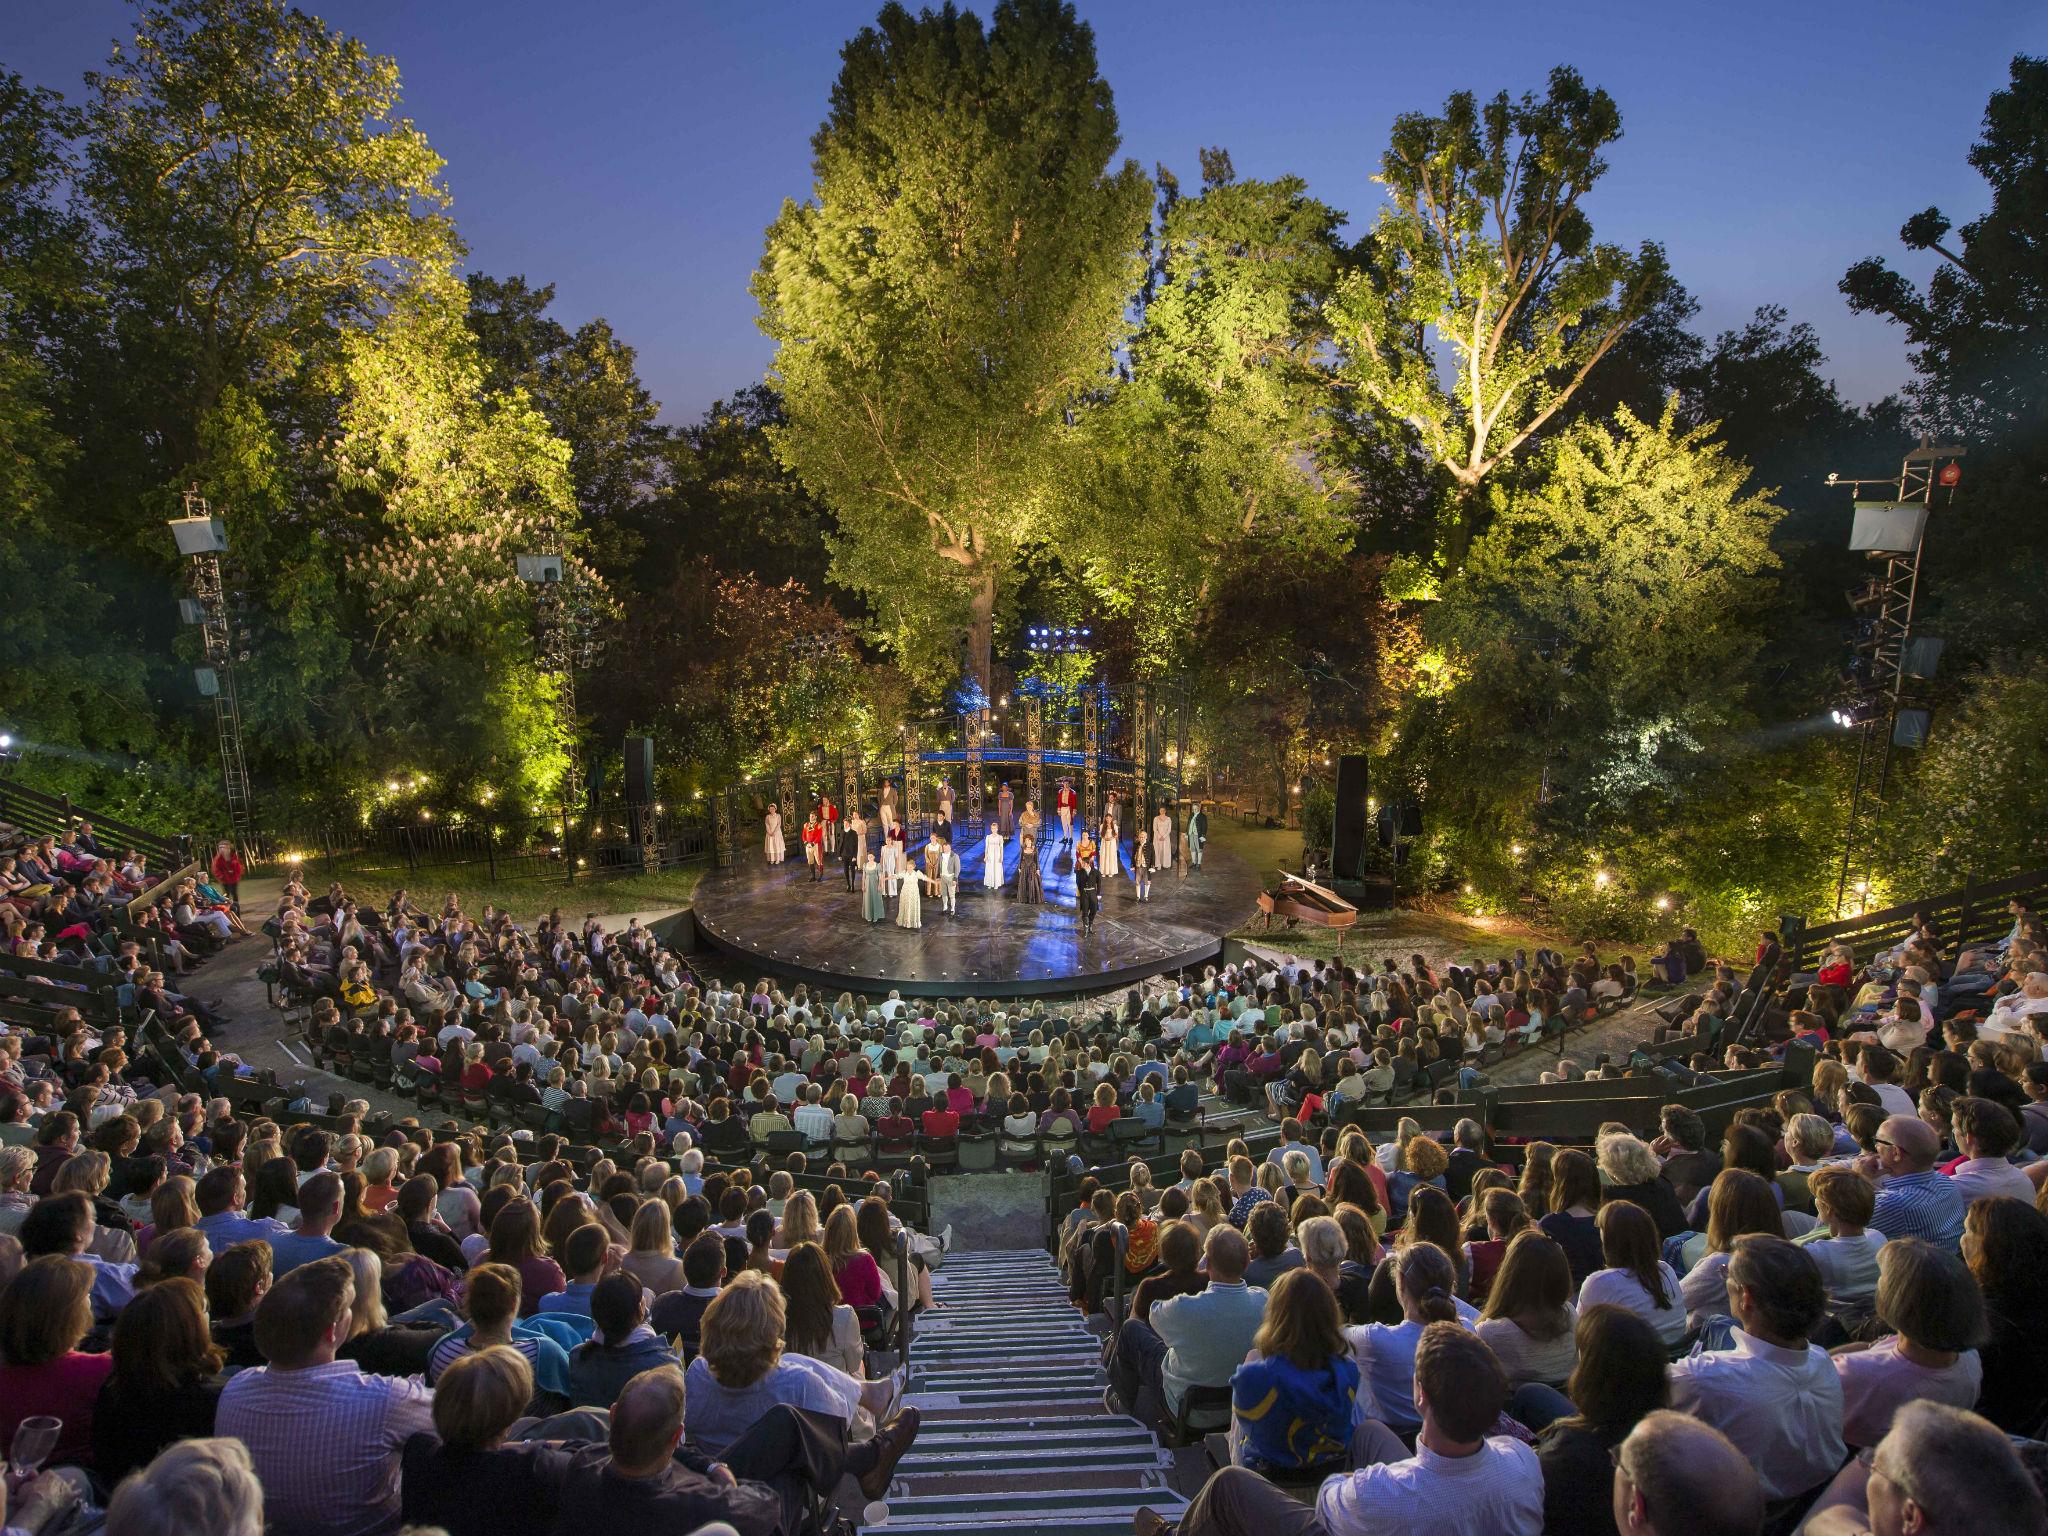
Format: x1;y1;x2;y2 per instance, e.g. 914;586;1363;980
211;852;245;885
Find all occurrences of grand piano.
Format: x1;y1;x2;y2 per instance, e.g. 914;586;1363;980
1257;870;1358;949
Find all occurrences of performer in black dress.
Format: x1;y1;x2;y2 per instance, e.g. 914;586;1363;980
1016;830;1043;904
1074;851;1102;936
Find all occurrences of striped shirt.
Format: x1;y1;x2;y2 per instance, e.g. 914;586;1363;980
1870;1169;1965;1251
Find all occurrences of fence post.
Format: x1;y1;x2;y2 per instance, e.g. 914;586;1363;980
1957;873;1978;949
486;824;498;884
562;808;574;885
402;825;417;876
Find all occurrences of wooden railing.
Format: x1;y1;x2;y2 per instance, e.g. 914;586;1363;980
0;781;189;867
1791;866;2048;969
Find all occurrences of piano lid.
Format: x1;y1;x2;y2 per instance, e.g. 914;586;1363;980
1277;870;1358;913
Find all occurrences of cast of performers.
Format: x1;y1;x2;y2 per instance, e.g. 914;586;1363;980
878;781;897;839
800;811;824;881
1097;811;1120;878
894;855;923;929
1186;801;1207;870
1016;829;1043;904
921;836;944;900
1074;850;1102;935
1018;800;1041;853
1130;824;1152;902
1055;777;1077;845
839;813;861;890
932;811;954;854
1152;803;1174;877
860;853;887;923
763;803;785;866
997;779;1015;838
847;808;867;867
884;817;907;884
937;837;960;914
982;822;1005;891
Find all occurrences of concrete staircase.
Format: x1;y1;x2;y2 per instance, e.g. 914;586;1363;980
866;1247;1187;1535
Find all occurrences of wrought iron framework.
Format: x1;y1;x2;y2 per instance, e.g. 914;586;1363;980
175;489;257;853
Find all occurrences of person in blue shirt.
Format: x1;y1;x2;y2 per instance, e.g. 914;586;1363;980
537;1225;611;1317
569;1271;679;1410
267;1171;348;1276
1230;1268;1361;1470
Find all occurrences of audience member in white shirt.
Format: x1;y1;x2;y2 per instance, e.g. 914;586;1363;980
1944;1098;2036;1206
1795;1165;1887;1311
1667;1235;1845;1503
1611;1411;1764;1536
1577;1201;1687;1348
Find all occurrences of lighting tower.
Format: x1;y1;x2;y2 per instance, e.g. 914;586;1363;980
1824;439;1964;913
168;487;257;853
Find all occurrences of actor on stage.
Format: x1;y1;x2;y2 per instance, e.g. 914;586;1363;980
1130;824;1152;903
861;852;887;923
839;814;861;890
800;811;824;881
1104;789;1121;838
938;837;960;914
933;809;953;853
1186;800;1207;870
878;781;897;838
895;857;923;929
982;821;1005;891
763;802;785;866
922;835;943;897
936;779;954;828
820;793;839;846
1018;798;1041;851
847;807;868;865
1075;851;1102;935
1016;830;1043;905
1055;777;1077;844
884;817;907;885
1098;811;1120;878
997;779;1015;838
1152;803;1173;875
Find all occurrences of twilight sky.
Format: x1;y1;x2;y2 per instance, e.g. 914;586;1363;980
10;0;2047;425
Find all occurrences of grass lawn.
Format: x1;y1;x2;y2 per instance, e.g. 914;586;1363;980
242;858;705;921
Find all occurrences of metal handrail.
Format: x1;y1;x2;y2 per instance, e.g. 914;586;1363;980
894;1226;914;1362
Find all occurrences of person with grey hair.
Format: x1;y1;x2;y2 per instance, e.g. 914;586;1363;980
1446;1119;1490;1203
105;1437;265;1536
1610;1410;1761;1536
1804;1400;2046;1536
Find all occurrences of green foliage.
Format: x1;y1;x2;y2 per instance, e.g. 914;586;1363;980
753;0;1153;694
1888;658;2048;888
1328;66;1673;571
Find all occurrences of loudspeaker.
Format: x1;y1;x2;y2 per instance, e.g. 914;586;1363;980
1377;800;1422;845
624;736;655;804
1331;754;1370;880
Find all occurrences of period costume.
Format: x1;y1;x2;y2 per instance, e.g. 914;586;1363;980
1075;858;1102;935
1019;803;1041;850
1098;814;1120;878
861;857;887;923
839;818;861;890
997;781;1015;838
938;841;960;914
936;780;954;827
1104;791;1121;838
1016;833;1043;905
983;826;1005;891
763;806;785;866
895;863;922;929
801;817;824;881
1055;779;1077;844
1130;827;1152;902
878;783;897;837
1187;803;1207;869
1152;808;1174;874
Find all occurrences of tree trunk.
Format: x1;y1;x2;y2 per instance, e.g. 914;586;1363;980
1441;482;1482;576
966;567;996;703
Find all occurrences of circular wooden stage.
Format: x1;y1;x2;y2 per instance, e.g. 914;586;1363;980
690;829;1266;998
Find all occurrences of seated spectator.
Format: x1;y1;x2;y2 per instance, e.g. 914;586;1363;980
215;1254;435;1536
400;1346;573;1536
1107;1224;1265;1428
1802;1400;2044;1536
1596;1132;1689;1239
103;1437;266;1536
1678;1170;1785;1327
779;1241;863;1379
1538;1148;1606;1287
680;1271;916;1485
1579;1200;1686;1348
568;1272;677;1410
90;1277;226;1480
1667;1235;1845;1504
206;1239;273;1369
1527;1306;1673;1532
1345;1241;1468;1436
1796;1166;1887;1312
19;1189;139;1320
1386;1134;1447;1223
1653;1104;1722;1207
1963;1195;2048;1432
1944;1097;2035;1205
1228;1268;1360;1472
1461;1187;1526;1304
1140;1322;1542;1536
537;1223;611;1318
1832;1238;1985;1449
426;1262;572;1402
1610;1411;1764;1536
268;1170;348;1277
0;1255;114;1472
649;1231;727;1355
1130;1217;1207;1324
1868;1116;1965;1251
1243;1201;1303;1289
1474;1230;1577;1389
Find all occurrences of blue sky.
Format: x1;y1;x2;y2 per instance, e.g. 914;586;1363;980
10;0;2046;424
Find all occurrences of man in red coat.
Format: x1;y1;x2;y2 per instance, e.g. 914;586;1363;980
1055;779;1077;846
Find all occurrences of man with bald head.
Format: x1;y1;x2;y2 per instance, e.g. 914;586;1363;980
1867;1115;1965;1250
1612;1411;1762;1536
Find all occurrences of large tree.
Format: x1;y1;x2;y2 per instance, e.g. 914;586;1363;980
753;0;1152;697
1329;67;1672;573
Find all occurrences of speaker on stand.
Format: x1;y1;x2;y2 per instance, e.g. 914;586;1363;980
1331;755;1370;883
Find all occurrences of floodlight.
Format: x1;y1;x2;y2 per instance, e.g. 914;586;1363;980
1849;501;1929;555
194;667;220;697
516;553;564;584
178;598;206;625
167;515;227;556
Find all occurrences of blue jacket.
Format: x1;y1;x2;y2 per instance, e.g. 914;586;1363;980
1232;1352;1361;1470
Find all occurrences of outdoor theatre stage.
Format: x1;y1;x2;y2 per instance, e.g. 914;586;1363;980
690;833;1265;999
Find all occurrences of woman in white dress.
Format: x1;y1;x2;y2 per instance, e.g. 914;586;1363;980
879;823;901;885
1098;812;1120;878
983;824;1005;891
763;803;785;866
895;859;923;929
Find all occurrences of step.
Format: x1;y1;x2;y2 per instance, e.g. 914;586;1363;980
897;1440;1168;1474
878;1486;1187;1523
911;1417;1160;1449
904;1385;1110;1409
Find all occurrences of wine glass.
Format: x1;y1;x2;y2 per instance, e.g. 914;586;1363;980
8;1417;61;1484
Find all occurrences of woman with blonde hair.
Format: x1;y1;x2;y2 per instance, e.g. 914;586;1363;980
685;1269;916;1495
1592;1131;1688;1238
360;1146;401;1213
53;1150;139;1262
1128;1158;1160;1213
621;1198;687;1296
780;1189;821;1250
1375;1116;1423;1175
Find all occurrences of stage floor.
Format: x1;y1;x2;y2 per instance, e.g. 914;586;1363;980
690;829;1266;998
